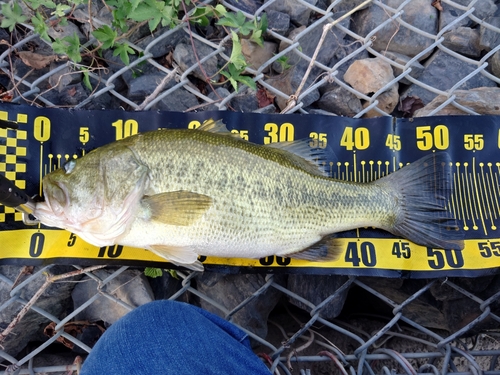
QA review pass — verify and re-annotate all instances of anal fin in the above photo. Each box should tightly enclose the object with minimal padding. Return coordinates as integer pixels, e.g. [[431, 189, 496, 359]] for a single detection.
[[286, 235, 343, 262], [149, 244, 204, 271]]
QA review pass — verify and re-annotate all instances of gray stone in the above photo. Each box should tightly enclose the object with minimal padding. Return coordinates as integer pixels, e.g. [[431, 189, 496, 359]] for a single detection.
[[438, 2, 471, 32], [265, 66, 321, 110], [265, 0, 318, 26], [57, 83, 89, 106], [454, 0, 498, 20], [72, 269, 154, 326], [351, 0, 438, 60], [254, 104, 278, 113], [307, 108, 337, 116], [48, 63, 82, 91], [127, 73, 170, 101], [206, 87, 232, 110], [136, 27, 185, 58], [490, 50, 500, 78], [241, 39, 278, 73], [404, 49, 497, 104], [19, 354, 79, 375], [147, 271, 184, 301], [267, 15, 349, 110], [414, 87, 500, 116], [318, 86, 362, 116], [197, 273, 282, 339], [327, 0, 372, 12], [152, 87, 199, 111], [266, 9, 290, 36], [173, 40, 220, 82], [287, 275, 350, 319], [48, 21, 86, 44], [225, 0, 261, 13], [383, 51, 424, 85], [443, 27, 481, 57], [231, 88, 260, 112], [0, 266, 78, 358], [480, 17, 500, 51]]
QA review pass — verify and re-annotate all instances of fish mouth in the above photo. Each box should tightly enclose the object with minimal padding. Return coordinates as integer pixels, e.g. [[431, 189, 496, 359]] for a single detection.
[[34, 180, 69, 226]]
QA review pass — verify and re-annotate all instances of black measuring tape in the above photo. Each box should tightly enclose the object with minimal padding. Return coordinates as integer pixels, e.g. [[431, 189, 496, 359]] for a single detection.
[[0, 103, 499, 277]]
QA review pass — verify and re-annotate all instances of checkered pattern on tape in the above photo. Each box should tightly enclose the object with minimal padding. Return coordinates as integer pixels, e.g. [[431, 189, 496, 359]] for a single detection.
[[0, 0, 499, 114], [2, 266, 500, 374]]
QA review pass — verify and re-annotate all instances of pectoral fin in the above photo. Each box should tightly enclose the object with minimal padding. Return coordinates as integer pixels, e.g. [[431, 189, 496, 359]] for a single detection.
[[143, 191, 212, 226], [149, 244, 204, 271], [286, 234, 343, 261]]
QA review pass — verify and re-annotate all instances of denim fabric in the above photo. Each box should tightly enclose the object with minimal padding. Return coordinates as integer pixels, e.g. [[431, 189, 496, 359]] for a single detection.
[[80, 300, 271, 374]]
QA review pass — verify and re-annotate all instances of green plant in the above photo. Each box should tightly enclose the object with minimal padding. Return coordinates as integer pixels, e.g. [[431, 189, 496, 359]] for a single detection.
[[144, 267, 178, 279], [0, 0, 267, 91], [275, 55, 291, 72]]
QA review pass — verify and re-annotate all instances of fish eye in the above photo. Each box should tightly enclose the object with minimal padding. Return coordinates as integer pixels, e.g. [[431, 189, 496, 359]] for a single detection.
[[64, 160, 76, 174]]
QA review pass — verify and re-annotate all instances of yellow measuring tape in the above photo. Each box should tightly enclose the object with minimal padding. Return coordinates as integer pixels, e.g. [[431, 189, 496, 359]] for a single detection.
[[1, 104, 499, 277]]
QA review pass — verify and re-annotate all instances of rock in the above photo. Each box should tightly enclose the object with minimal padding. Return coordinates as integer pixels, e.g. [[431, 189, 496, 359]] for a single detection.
[[72, 269, 154, 326], [173, 40, 220, 82], [363, 84, 399, 117], [265, 0, 318, 25], [57, 83, 89, 106], [254, 104, 278, 113], [480, 17, 500, 51], [241, 39, 278, 73], [307, 108, 337, 116], [206, 87, 232, 110], [403, 49, 497, 104], [344, 57, 395, 94], [152, 87, 199, 111], [196, 273, 282, 339], [48, 63, 82, 91], [356, 278, 449, 331], [225, 0, 261, 13], [266, 9, 290, 36], [442, 27, 481, 57], [328, 0, 372, 12], [351, 0, 438, 60], [287, 275, 350, 319], [265, 67, 321, 110], [267, 15, 349, 110], [136, 27, 185, 58], [127, 73, 169, 101], [414, 87, 500, 116], [344, 57, 399, 117], [18, 354, 80, 375], [490, 50, 500, 78], [0, 266, 79, 358], [383, 51, 424, 85], [231, 88, 260, 112], [48, 21, 86, 44], [438, 2, 471, 31], [317, 85, 363, 116], [457, 0, 498, 20]]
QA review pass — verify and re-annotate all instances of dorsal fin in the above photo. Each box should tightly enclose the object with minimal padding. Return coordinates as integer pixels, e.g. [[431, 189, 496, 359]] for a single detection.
[[197, 118, 229, 134], [266, 139, 332, 177]]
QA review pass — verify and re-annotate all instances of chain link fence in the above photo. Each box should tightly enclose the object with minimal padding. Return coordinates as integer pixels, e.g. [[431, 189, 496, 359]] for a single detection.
[[1, 0, 500, 373]]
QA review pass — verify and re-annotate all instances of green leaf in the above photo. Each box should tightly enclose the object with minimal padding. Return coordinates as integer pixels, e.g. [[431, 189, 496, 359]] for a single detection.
[[31, 12, 50, 41], [235, 74, 256, 90], [52, 32, 82, 62], [250, 29, 263, 47], [0, 3, 28, 31], [52, 3, 71, 17], [144, 267, 163, 278], [216, 11, 246, 28], [82, 70, 92, 90], [28, 0, 56, 9], [229, 31, 246, 70], [214, 4, 227, 17], [92, 25, 117, 49], [128, 2, 160, 22], [113, 42, 135, 65]]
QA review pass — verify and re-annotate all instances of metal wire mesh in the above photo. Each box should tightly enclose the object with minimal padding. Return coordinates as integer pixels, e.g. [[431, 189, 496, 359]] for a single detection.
[[1, 0, 500, 373]]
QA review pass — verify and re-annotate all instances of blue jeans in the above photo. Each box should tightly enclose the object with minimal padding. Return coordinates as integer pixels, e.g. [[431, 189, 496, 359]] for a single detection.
[[80, 300, 272, 374]]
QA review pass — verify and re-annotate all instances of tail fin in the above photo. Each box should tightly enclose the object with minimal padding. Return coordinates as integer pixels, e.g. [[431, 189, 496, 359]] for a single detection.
[[374, 152, 464, 250]]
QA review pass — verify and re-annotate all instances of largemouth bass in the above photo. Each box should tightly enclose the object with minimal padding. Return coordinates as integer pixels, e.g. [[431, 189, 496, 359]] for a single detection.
[[34, 120, 463, 270]]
